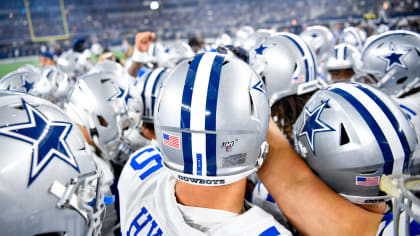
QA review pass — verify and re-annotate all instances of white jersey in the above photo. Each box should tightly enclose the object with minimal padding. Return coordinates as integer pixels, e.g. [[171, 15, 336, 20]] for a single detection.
[[118, 145, 292, 236], [250, 181, 290, 227]]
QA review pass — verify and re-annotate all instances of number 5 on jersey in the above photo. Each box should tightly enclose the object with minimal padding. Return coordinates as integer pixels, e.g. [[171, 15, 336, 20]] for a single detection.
[[130, 147, 163, 180]]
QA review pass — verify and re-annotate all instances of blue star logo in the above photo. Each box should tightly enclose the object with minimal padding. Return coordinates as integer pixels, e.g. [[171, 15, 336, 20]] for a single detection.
[[252, 80, 265, 94], [108, 86, 133, 104], [380, 42, 409, 72], [255, 44, 267, 55], [23, 80, 34, 93], [0, 98, 80, 186], [299, 100, 335, 153]]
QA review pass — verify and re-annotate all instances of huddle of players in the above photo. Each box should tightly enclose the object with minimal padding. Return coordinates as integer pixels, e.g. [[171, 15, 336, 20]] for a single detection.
[[0, 25, 419, 236]]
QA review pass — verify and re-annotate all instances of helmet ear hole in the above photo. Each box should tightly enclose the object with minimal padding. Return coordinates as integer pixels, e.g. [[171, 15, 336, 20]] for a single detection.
[[397, 76, 408, 84], [97, 115, 108, 127], [339, 123, 350, 146]]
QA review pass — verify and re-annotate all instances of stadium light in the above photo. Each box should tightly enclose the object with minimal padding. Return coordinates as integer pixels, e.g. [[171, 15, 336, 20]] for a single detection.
[[150, 1, 159, 10]]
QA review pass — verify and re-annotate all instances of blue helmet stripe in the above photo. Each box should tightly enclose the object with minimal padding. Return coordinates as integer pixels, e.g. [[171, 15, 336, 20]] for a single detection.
[[180, 54, 203, 174], [330, 88, 394, 174], [355, 84, 412, 172], [283, 34, 315, 81], [150, 69, 167, 117], [205, 55, 224, 176], [141, 70, 153, 117], [343, 46, 348, 60], [335, 47, 338, 59]]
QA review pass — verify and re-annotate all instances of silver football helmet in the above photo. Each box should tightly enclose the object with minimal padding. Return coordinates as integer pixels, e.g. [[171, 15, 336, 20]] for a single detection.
[[356, 30, 420, 98], [339, 27, 366, 50], [157, 41, 194, 68], [41, 66, 75, 107], [234, 25, 255, 48], [135, 67, 169, 123], [242, 29, 275, 51], [0, 70, 54, 101], [293, 82, 418, 204], [65, 72, 143, 164], [300, 25, 335, 63], [89, 60, 125, 77], [16, 64, 41, 74], [380, 174, 420, 235], [57, 49, 92, 79], [394, 93, 420, 175], [0, 91, 105, 236], [155, 52, 270, 186], [325, 44, 361, 83], [249, 32, 320, 106]]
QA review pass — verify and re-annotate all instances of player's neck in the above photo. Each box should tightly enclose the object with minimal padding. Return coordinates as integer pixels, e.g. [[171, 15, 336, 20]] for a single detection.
[[175, 178, 246, 214]]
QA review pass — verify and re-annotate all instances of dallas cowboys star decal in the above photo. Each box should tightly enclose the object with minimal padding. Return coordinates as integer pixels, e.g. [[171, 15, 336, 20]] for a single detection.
[[0, 98, 79, 186], [380, 42, 409, 72], [255, 44, 267, 55], [108, 86, 133, 104], [23, 80, 34, 93], [299, 100, 335, 154]]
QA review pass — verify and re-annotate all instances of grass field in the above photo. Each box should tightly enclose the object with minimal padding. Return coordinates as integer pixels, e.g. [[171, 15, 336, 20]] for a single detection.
[[0, 60, 40, 78], [0, 50, 125, 78]]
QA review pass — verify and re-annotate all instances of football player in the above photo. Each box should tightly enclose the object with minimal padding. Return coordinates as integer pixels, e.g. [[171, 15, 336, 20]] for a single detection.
[[118, 52, 292, 235]]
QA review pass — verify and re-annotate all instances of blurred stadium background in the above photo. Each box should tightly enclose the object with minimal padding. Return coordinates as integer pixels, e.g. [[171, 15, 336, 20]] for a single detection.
[[1, 0, 420, 77]]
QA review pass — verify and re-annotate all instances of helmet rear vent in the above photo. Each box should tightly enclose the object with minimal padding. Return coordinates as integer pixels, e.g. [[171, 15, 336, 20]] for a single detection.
[[293, 62, 298, 72], [320, 100, 331, 109], [222, 60, 229, 66], [249, 93, 256, 117], [339, 123, 350, 146], [100, 78, 111, 84], [359, 170, 377, 175], [397, 77, 408, 84]]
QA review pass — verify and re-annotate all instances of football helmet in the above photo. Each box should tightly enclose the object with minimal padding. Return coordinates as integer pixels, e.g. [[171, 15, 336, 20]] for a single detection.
[[300, 25, 335, 63], [293, 82, 418, 204], [41, 66, 75, 108], [242, 29, 275, 51], [57, 49, 92, 79], [89, 60, 125, 77], [65, 72, 143, 164], [324, 44, 361, 83], [394, 93, 420, 175], [157, 41, 194, 68], [234, 25, 255, 48], [380, 174, 420, 234], [339, 27, 366, 50], [213, 33, 233, 48], [0, 70, 54, 101], [16, 64, 41, 73], [154, 52, 269, 186], [356, 30, 420, 98], [135, 67, 169, 123], [249, 32, 319, 105], [0, 91, 105, 236]]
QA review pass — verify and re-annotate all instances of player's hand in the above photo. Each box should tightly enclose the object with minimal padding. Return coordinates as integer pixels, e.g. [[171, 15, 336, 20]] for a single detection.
[[135, 32, 156, 52]]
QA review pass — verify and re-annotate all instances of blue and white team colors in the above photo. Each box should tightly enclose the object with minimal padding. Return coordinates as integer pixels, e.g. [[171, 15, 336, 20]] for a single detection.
[[394, 92, 420, 174], [118, 146, 292, 236]]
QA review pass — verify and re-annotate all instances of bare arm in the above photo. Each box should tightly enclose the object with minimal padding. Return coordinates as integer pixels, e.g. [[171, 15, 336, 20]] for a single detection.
[[257, 119, 383, 236], [127, 31, 156, 77]]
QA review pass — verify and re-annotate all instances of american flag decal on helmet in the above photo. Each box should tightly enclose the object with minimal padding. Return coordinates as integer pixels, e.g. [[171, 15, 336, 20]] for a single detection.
[[163, 133, 180, 149]]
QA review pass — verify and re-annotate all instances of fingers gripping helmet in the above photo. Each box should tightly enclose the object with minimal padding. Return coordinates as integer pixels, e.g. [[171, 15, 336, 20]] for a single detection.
[[339, 27, 366, 50], [65, 72, 143, 163], [135, 67, 169, 123], [0, 91, 105, 236], [293, 82, 417, 204], [299, 25, 335, 63], [325, 44, 361, 83], [249, 33, 319, 105], [357, 30, 420, 98], [41, 66, 75, 107], [155, 52, 270, 186], [0, 70, 54, 101]]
